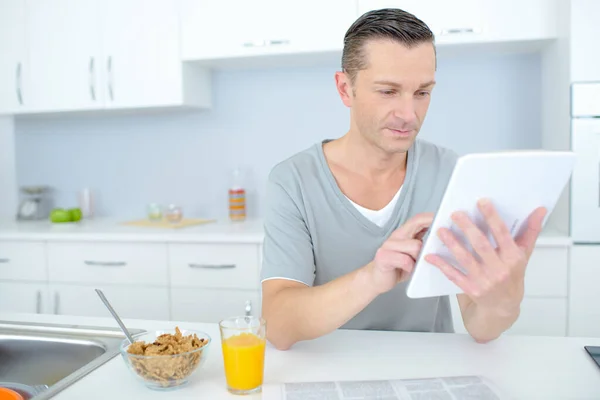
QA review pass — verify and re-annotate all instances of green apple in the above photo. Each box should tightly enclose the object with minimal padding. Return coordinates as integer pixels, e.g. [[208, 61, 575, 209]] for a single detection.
[[50, 208, 71, 223], [68, 208, 82, 222]]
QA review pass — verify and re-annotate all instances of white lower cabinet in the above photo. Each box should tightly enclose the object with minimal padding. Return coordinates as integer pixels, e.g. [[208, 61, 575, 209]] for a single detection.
[[49, 283, 170, 320], [0, 281, 49, 314], [569, 245, 600, 337], [171, 288, 261, 323], [508, 298, 567, 337]]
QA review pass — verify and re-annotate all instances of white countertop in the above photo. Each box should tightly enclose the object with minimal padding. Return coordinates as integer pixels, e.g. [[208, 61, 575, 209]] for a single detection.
[[1, 313, 599, 400], [0, 218, 265, 243], [0, 218, 572, 246]]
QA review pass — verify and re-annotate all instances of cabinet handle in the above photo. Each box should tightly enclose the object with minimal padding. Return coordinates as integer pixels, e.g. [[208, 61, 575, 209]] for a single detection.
[[36, 290, 42, 314], [15, 63, 23, 105], [188, 263, 236, 269], [89, 57, 96, 101], [107, 56, 114, 101], [0, 258, 9, 264], [245, 300, 252, 317], [54, 292, 60, 314], [440, 27, 479, 35], [268, 39, 290, 46], [84, 260, 127, 267], [243, 39, 290, 47]]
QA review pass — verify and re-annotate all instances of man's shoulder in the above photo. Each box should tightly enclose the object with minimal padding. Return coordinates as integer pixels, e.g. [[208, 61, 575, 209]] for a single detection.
[[268, 141, 323, 186], [414, 138, 460, 169]]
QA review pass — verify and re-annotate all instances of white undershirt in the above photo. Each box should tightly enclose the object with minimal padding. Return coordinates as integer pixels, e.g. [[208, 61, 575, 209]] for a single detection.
[[345, 186, 402, 227]]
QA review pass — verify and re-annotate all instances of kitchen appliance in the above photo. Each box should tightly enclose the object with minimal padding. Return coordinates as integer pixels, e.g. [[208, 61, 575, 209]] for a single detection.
[[570, 82, 600, 243], [16, 186, 53, 221]]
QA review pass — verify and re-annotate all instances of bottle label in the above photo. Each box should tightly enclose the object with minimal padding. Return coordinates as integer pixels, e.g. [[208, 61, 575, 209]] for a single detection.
[[229, 189, 246, 220]]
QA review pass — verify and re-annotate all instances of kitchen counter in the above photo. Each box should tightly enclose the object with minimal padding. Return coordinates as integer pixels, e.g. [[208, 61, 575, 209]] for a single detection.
[[0, 218, 265, 243], [1, 312, 599, 400], [0, 218, 572, 246]]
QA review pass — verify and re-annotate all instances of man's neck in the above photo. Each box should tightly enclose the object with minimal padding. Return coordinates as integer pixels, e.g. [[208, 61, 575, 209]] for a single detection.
[[328, 130, 407, 183]]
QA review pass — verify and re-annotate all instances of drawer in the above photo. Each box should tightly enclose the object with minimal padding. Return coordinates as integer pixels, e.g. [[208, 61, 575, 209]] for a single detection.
[[171, 287, 261, 323], [0, 240, 47, 281], [50, 283, 170, 320], [507, 298, 567, 337], [47, 242, 168, 285], [169, 243, 260, 289], [524, 247, 568, 297]]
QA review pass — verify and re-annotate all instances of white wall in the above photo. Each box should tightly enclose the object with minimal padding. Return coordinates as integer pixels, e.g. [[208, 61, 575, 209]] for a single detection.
[[15, 52, 543, 219], [0, 117, 17, 220]]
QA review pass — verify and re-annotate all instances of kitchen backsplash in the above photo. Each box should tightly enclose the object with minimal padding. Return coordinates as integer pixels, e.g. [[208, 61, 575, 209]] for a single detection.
[[15, 52, 541, 219]]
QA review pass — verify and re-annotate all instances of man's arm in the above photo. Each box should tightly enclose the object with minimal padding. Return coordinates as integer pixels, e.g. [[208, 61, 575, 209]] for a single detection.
[[261, 213, 432, 350], [262, 266, 379, 350], [456, 294, 520, 343]]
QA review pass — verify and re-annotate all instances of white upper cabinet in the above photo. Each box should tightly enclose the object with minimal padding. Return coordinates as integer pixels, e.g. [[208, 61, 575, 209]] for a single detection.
[[0, 0, 28, 115], [101, 0, 210, 109], [570, 0, 600, 82], [0, 0, 211, 116], [26, 0, 103, 113], [358, 0, 557, 45], [182, 0, 358, 61]]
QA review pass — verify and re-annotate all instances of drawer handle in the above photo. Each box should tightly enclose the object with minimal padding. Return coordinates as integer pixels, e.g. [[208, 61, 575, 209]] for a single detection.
[[440, 27, 480, 35], [0, 258, 9, 263], [84, 260, 127, 267], [188, 263, 236, 269]]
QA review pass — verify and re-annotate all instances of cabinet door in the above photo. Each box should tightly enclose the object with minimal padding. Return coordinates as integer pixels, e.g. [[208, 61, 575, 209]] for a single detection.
[[569, 246, 600, 337], [182, 0, 270, 60], [482, 0, 558, 42], [50, 284, 170, 320], [570, 0, 600, 82], [102, 0, 182, 108], [171, 288, 261, 323], [358, 0, 484, 43], [268, 0, 358, 53], [0, 282, 48, 314], [26, 0, 103, 113], [507, 298, 567, 337], [0, 0, 28, 114]]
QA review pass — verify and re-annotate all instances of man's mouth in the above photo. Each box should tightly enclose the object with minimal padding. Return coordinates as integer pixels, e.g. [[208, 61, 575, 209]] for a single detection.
[[386, 128, 413, 137]]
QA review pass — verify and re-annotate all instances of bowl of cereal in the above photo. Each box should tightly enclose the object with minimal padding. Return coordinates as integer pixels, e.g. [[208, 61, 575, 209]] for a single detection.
[[120, 326, 211, 390]]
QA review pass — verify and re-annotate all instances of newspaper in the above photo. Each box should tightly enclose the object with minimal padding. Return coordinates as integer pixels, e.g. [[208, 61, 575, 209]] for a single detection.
[[262, 375, 511, 400]]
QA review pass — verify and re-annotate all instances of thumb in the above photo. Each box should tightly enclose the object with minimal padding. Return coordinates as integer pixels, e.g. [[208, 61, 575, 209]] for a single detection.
[[515, 206, 547, 256], [393, 212, 435, 240]]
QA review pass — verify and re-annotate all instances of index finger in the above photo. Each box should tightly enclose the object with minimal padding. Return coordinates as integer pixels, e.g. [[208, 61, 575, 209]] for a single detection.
[[393, 212, 435, 240]]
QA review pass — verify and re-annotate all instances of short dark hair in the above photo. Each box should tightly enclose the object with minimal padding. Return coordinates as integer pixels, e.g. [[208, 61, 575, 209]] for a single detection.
[[342, 8, 435, 84]]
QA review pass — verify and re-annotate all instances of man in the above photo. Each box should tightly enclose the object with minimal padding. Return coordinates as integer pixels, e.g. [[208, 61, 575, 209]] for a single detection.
[[260, 8, 546, 350]]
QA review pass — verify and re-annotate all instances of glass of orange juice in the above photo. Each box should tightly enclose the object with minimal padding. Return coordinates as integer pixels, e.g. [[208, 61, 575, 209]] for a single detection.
[[219, 316, 266, 395]]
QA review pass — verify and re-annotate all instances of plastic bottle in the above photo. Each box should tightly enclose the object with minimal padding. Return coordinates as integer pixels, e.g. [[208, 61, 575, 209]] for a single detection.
[[229, 168, 246, 222]]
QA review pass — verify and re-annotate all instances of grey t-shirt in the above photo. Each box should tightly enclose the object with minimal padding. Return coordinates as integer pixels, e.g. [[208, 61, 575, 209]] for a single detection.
[[260, 138, 459, 333]]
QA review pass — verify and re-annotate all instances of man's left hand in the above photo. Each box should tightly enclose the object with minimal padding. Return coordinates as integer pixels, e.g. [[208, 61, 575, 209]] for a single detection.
[[424, 198, 547, 316]]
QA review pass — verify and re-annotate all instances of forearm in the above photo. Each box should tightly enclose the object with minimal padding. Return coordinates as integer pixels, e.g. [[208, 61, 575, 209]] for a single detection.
[[263, 263, 379, 350], [459, 294, 520, 343]]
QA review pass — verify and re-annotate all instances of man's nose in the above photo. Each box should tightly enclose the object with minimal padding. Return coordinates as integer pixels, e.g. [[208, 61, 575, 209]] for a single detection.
[[392, 96, 417, 125]]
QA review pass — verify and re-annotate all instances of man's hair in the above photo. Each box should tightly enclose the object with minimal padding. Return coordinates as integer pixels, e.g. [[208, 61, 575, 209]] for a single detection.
[[341, 8, 435, 84]]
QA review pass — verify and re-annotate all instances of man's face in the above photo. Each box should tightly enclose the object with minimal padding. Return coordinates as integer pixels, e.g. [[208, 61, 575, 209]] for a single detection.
[[339, 39, 436, 154]]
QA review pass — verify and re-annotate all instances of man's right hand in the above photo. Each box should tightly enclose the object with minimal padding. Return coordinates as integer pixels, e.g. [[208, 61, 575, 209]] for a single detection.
[[366, 212, 435, 294]]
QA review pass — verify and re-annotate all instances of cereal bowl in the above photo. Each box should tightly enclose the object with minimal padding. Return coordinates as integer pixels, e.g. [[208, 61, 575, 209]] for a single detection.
[[120, 327, 211, 390]]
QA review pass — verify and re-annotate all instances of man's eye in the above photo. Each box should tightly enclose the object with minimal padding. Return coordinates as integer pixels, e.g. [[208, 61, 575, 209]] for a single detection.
[[380, 90, 395, 96], [417, 91, 430, 97]]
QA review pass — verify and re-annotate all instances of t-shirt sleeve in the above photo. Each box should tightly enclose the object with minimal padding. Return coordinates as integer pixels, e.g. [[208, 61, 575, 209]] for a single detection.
[[260, 172, 315, 286]]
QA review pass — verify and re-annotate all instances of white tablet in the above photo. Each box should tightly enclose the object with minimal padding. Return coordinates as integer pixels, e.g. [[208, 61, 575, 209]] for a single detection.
[[406, 150, 576, 299]]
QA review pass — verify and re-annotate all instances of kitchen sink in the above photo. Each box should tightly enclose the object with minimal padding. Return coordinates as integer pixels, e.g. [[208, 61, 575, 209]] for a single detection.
[[0, 320, 145, 399]]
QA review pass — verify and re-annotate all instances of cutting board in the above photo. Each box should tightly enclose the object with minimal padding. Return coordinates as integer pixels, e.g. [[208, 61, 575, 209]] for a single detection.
[[120, 218, 216, 229]]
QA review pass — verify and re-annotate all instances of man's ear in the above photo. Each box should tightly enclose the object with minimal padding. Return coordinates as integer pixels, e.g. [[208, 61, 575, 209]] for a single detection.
[[334, 71, 354, 108]]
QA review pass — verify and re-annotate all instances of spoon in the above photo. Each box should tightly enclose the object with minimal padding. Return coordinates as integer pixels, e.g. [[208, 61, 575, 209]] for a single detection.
[[95, 289, 136, 344]]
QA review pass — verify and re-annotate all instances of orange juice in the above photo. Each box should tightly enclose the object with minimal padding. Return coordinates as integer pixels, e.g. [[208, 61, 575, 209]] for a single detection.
[[221, 332, 266, 391]]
